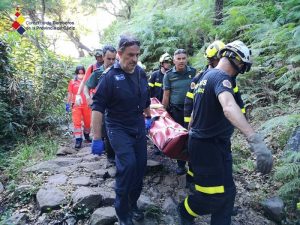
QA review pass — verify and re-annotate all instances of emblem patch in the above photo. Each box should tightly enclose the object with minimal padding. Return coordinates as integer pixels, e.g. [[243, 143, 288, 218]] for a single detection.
[[114, 74, 125, 81], [190, 82, 196, 89], [222, 80, 232, 89]]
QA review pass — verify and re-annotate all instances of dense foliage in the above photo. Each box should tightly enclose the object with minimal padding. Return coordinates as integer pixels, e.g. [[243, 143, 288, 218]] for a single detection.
[[0, 16, 74, 148]]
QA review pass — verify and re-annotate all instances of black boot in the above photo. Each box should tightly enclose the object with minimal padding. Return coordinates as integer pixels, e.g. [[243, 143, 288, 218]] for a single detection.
[[75, 138, 82, 149], [130, 206, 144, 221], [177, 204, 195, 225], [84, 133, 92, 143]]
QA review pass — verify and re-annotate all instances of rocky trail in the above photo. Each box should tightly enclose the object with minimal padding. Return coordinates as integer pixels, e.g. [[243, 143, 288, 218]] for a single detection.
[[0, 137, 278, 225]]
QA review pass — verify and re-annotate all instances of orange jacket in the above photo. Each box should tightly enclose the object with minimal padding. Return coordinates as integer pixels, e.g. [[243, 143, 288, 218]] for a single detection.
[[68, 79, 88, 106]]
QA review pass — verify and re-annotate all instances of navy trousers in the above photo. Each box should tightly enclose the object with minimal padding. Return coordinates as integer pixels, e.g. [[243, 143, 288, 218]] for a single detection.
[[107, 128, 147, 220], [179, 136, 236, 225]]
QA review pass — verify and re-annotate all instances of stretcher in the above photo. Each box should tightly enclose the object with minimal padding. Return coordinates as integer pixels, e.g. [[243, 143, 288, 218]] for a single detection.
[[148, 98, 189, 161]]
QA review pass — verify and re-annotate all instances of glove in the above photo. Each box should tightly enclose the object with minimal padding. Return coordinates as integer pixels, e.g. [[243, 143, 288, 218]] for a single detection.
[[145, 117, 153, 132], [65, 103, 71, 113], [247, 133, 273, 174], [75, 94, 82, 106], [91, 139, 105, 155]]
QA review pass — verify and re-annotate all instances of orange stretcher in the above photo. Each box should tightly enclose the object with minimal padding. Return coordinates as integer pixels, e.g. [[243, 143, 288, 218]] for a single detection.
[[148, 98, 189, 161]]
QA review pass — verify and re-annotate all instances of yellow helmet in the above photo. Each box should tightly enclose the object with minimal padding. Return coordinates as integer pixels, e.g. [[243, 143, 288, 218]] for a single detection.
[[159, 53, 172, 63], [204, 40, 225, 59]]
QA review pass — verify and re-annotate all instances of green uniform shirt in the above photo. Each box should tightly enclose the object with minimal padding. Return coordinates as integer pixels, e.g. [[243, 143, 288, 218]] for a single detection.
[[86, 65, 105, 89], [163, 65, 196, 105]]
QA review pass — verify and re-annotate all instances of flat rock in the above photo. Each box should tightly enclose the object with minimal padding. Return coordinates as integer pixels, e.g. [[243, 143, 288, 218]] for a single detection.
[[137, 195, 155, 210], [72, 187, 102, 211], [93, 188, 115, 206], [162, 196, 177, 214], [82, 154, 101, 162], [261, 196, 284, 223], [47, 174, 68, 185], [163, 175, 177, 186], [78, 162, 102, 172], [56, 146, 77, 156], [71, 176, 91, 186], [24, 158, 81, 173], [36, 187, 67, 212], [89, 207, 117, 225], [3, 212, 28, 225]]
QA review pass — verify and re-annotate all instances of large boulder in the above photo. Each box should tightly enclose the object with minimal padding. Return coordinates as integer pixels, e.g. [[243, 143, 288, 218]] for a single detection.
[[72, 187, 102, 211], [284, 126, 300, 152], [36, 187, 67, 212], [89, 207, 117, 225], [71, 176, 91, 186], [47, 174, 68, 185], [261, 196, 284, 223]]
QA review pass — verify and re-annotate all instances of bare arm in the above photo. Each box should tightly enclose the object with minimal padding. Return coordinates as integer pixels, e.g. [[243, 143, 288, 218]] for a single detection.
[[162, 90, 170, 108], [77, 80, 86, 95], [84, 85, 93, 105], [218, 91, 255, 138], [92, 111, 103, 140]]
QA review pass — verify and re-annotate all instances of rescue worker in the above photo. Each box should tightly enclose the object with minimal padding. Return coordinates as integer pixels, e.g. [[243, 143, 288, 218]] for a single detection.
[[67, 65, 92, 148], [84, 45, 117, 164], [162, 49, 196, 175], [148, 53, 172, 102], [178, 40, 273, 225], [184, 40, 246, 188], [91, 35, 152, 225], [75, 49, 104, 106]]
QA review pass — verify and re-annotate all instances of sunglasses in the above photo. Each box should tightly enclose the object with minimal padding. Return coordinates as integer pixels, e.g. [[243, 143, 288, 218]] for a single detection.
[[174, 49, 187, 55], [119, 40, 141, 49]]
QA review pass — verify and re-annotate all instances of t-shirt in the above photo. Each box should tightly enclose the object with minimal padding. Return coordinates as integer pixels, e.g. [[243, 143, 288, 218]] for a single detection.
[[86, 65, 105, 89], [163, 66, 196, 105], [190, 68, 235, 139]]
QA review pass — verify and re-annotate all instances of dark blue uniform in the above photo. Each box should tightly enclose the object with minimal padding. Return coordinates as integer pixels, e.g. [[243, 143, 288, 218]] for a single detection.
[[92, 62, 150, 221], [148, 69, 164, 102], [179, 68, 237, 225]]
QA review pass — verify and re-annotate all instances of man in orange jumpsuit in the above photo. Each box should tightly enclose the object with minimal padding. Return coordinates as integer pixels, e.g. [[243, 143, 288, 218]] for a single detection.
[[67, 65, 92, 148]]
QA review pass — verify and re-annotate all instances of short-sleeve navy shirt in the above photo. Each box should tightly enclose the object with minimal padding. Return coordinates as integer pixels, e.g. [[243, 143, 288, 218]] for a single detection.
[[92, 61, 150, 134], [190, 68, 234, 139]]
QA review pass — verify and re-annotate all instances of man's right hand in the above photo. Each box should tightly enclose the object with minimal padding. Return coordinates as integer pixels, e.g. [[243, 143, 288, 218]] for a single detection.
[[247, 133, 273, 174], [75, 94, 82, 106], [91, 139, 104, 155]]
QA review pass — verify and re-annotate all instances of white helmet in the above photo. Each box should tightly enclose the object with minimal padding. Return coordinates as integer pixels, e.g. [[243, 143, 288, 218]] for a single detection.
[[159, 53, 172, 63], [218, 40, 252, 73]]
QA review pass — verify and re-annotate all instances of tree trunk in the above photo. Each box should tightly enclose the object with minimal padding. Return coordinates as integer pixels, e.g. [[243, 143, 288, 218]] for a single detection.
[[214, 0, 223, 25]]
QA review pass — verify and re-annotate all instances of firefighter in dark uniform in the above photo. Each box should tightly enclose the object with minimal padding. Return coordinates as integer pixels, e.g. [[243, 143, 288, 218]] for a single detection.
[[148, 53, 172, 102], [184, 41, 247, 188], [84, 45, 117, 164], [91, 36, 152, 225], [178, 40, 273, 225], [162, 49, 196, 175]]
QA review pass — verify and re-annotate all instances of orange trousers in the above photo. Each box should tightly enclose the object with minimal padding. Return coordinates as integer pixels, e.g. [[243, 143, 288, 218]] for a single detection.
[[72, 105, 91, 138]]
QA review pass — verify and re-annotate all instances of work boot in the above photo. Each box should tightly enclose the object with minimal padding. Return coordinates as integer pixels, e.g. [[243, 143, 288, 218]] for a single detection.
[[177, 205, 195, 225], [118, 216, 134, 225], [130, 206, 144, 221], [75, 138, 82, 149], [176, 166, 187, 175], [84, 133, 92, 143]]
